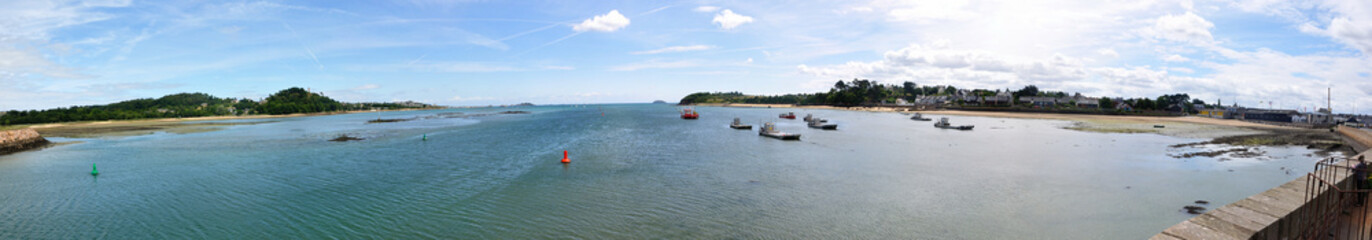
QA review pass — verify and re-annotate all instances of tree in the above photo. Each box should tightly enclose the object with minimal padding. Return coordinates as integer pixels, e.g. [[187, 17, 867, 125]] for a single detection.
[[1098, 98, 1116, 110], [902, 81, 917, 96], [1013, 85, 1039, 98], [834, 80, 848, 90]]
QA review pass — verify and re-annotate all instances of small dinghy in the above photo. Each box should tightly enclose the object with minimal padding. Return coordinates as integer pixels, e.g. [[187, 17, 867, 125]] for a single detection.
[[933, 117, 973, 130], [730, 118, 752, 130], [759, 122, 800, 140]]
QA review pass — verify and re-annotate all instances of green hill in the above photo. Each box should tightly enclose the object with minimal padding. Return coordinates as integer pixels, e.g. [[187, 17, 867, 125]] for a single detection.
[[1, 87, 435, 125]]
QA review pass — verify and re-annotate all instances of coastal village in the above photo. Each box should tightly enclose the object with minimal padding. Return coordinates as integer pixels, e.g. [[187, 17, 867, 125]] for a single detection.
[[895, 88, 1368, 129]]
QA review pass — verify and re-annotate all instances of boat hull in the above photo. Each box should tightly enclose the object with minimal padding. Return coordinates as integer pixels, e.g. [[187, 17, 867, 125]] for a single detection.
[[730, 124, 752, 129], [808, 124, 837, 130], [760, 132, 800, 140]]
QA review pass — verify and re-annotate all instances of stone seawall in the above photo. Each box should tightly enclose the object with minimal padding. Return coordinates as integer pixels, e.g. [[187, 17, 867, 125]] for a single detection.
[[0, 129, 50, 155]]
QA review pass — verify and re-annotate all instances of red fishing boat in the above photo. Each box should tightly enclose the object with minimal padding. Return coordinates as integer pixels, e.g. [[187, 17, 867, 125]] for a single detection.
[[681, 108, 699, 119], [778, 112, 796, 119]]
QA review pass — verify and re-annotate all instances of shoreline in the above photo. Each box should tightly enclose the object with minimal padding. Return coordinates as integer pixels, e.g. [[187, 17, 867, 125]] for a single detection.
[[689, 103, 1310, 139], [13, 107, 443, 138]]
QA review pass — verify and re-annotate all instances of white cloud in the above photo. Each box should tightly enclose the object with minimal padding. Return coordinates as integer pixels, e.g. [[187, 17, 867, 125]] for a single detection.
[[712, 9, 754, 30], [573, 10, 630, 32], [631, 45, 714, 54], [868, 0, 978, 23], [352, 84, 380, 90], [1097, 48, 1120, 58], [1145, 12, 1215, 45], [450, 95, 494, 101], [610, 59, 700, 71], [1164, 54, 1190, 62], [694, 6, 720, 12]]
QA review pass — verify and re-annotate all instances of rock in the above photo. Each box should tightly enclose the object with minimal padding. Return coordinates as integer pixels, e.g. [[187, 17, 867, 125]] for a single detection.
[[1195, 200, 1209, 204], [329, 134, 364, 142], [0, 129, 51, 156], [1183, 205, 1207, 214]]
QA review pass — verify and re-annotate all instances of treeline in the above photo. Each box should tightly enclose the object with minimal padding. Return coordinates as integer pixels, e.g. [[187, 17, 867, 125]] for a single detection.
[[681, 78, 1208, 113], [1, 87, 434, 125], [680, 79, 1068, 106]]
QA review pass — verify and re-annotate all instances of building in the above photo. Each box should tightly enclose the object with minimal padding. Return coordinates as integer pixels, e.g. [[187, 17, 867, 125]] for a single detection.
[[1198, 108, 1234, 119], [1240, 109, 1298, 122]]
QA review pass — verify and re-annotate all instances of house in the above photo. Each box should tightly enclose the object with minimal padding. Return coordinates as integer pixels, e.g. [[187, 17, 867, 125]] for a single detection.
[[982, 95, 1012, 106], [1020, 96, 1064, 107], [1115, 102, 1133, 111], [1074, 97, 1100, 109]]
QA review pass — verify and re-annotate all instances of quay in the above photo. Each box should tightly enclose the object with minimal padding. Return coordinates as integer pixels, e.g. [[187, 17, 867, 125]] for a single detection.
[[1154, 126, 1372, 239]]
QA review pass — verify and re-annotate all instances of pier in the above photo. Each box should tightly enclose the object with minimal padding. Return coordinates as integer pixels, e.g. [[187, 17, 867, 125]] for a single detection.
[[1154, 126, 1372, 239]]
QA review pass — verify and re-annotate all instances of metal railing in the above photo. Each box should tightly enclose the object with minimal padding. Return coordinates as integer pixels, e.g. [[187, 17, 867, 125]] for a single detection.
[[1300, 157, 1370, 239]]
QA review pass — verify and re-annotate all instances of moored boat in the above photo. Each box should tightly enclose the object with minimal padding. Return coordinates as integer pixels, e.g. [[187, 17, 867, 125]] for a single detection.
[[933, 117, 973, 130], [802, 114, 827, 123], [759, 122, 801, 140], [807, 120, 837, 130], [779, 112, 796, 119], [730, 118, 752, 129], [909, 113, 931, 121], [681, 108, 699, 119]]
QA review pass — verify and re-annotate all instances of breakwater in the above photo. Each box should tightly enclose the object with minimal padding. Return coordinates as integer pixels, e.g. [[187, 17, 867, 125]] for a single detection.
[[0, 129, 50, 155]]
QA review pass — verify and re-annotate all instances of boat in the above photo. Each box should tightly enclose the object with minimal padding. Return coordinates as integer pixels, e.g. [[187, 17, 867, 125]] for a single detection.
[[802, 114, 827, 123], [779, 112, 796, 119], [681, 108, 699, 119], [730, 118, 752, 129], [933, 117, 974, 130], [807, 119, 838, 130], [759, 122, 801, 140], [909, 113, 931, 121]]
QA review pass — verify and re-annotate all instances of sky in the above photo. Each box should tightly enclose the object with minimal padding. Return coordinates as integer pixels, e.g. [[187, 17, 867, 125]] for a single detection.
[[1, 0, 1370, 114]]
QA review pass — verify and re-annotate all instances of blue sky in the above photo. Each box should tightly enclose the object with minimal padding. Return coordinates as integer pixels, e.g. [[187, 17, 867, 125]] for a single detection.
[[2, 0, 1371, 114]]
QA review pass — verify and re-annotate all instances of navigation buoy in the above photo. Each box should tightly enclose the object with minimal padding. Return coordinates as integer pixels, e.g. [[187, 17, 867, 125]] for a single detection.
[[422, 134, 427, 141], [91, 163, 99, 176], [561, 150, 570, 164]]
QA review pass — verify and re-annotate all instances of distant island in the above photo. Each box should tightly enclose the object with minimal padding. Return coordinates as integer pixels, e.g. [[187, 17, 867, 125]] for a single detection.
[[652, 100, 667, 104], [1, 87, 437, 126]]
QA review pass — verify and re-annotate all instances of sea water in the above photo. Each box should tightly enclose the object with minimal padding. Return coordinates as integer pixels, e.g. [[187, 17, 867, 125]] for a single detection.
[[0, 104, 1330, 239]]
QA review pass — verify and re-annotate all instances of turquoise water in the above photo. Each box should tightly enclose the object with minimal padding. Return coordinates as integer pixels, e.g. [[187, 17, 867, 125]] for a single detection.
[[0, 104, 1328, 239]]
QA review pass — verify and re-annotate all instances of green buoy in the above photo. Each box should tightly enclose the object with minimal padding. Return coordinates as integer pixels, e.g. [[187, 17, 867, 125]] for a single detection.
[[91, 163, 99, 176], [422, 134, 427, 141]]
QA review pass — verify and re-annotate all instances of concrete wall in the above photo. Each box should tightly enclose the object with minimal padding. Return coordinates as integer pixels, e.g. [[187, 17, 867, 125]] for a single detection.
[[0, 129, 49, 155]]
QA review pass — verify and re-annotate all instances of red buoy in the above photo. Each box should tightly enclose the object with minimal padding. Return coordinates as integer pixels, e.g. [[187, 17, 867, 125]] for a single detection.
[[561, 150, 570, 164]]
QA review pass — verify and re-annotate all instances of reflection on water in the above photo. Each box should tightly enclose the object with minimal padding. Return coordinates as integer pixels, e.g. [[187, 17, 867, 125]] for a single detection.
[[0, 104, 1331, 239]]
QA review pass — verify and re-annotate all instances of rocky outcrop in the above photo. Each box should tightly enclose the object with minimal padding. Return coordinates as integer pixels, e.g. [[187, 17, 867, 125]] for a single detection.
[[0, 129, 50, 155]]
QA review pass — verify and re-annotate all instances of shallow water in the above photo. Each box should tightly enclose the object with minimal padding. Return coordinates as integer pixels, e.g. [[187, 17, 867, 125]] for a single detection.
[[0, 104, 1332, 239]]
